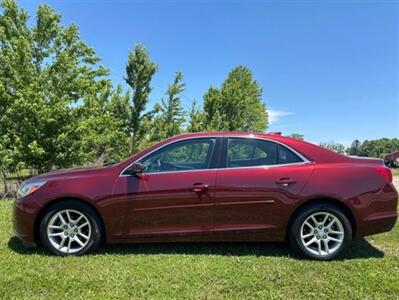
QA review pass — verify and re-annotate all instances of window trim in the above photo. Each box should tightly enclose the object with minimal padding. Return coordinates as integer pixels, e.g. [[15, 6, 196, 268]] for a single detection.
[[120, 136, 312, 176]]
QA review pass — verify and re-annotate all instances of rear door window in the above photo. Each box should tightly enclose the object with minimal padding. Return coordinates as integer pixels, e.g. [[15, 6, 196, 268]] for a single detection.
[[225, 138, 304, 168], [227, 139, 278, 167]]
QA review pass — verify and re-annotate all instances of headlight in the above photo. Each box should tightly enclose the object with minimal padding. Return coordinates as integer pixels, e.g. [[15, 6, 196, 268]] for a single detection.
[[17, 181, 47, 198]]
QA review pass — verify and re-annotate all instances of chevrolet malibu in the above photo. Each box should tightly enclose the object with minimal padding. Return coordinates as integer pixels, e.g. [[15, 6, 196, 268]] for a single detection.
[[13, 132, 397, 260]]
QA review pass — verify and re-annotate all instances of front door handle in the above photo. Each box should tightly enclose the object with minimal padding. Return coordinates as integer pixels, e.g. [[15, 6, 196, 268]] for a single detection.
[[192, 183, 208, 193], [276, 178, 296, 187]]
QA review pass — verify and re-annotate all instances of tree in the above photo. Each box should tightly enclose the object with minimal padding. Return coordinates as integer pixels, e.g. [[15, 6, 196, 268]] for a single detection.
[[77, 84, 130, 164], [149, 72, 186, 142], [187, 100, 206, 132], [290, 133, 304, 141], [0, 0, 110, 173], [203, 66, 268, 132], [125, 44, 158, 153], [358, 138, 399, 158], [347, 139, 362, 156], [0, 0, 32, 180], [203, 87, 226, 131], [0, 0, 133, 183], [320, 141, 346, 154]]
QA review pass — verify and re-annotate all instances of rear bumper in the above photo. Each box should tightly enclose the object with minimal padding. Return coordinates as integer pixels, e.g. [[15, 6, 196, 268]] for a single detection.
[[12, 196, 41, 247], [357, 211, 397, 237], [356, 182, 398, 237]]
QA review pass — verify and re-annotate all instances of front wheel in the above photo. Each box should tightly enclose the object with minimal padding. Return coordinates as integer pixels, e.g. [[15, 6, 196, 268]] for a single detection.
[[288, 203, 352, 260], [39, 200, 102, 256]]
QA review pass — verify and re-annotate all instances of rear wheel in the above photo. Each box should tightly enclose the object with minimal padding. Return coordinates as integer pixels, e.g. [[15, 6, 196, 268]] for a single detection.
[[39, 200, 102, 256], [288, 203, 352, 260]]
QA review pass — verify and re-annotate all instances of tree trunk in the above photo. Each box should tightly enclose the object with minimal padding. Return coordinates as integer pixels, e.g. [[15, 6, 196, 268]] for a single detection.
[[1, 170, 9, 198], [131, 133, 136, 155]]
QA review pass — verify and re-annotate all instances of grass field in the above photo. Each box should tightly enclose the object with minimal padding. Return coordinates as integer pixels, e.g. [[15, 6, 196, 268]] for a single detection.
[[393, 168, 399, 177], [0, 200, 398, 299]]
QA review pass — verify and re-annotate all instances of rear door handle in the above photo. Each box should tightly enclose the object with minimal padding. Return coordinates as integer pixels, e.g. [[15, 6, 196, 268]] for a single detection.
[[276, 178, 296, 187], [192, 183, 208, 193]]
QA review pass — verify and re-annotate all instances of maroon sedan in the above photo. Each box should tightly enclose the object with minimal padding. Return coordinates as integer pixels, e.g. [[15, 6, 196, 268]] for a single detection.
[[13, 132, 397, 260]]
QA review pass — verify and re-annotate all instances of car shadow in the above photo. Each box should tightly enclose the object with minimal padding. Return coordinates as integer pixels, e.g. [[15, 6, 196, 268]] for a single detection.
[[8, 236, 384, 260]]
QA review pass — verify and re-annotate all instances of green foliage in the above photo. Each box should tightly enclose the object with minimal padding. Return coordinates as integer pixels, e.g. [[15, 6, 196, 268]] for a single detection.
[[125, 44, 158, 153], [77, 84, 130, 164], [186, 100, 206, 132], [0, 2, 271, 177], [149, 72, 186, 143], [347, 139, 362, 156], [0, 0, 129, 174], [203, 66, 268, 132], [321, 138, 398, 158], [357, 138, 399, 158], [203, 87, 226, 131]]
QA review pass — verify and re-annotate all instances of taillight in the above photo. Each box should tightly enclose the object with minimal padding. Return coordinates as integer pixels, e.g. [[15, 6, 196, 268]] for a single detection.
[[374, 166, 393, 183]]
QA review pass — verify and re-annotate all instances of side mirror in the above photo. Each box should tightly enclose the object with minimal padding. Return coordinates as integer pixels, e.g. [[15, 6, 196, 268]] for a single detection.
[[125, 162, 144, 176]]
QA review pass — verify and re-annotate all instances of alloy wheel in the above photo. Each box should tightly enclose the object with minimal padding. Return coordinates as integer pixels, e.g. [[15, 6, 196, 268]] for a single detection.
[[300, 211, 344, 257], [46, 209, 92, 254]]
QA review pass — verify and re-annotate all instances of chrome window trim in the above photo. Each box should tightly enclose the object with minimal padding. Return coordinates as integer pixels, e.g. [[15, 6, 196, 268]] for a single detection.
[[119, 135, 312, 177], [217, 161, 313, 172]]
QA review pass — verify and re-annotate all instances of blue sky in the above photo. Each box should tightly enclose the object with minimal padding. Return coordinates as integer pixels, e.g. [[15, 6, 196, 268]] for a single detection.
[[18, 0, 398, 145]]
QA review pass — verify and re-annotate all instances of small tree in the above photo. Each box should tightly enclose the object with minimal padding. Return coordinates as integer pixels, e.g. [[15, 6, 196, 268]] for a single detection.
[[150, 72, 185, 142], [125, 44, 158, 153], [320, 141, 346, 154], [347, 139, 362, 156], [187, 100, 206, 132], [203, 66, 268, 132]]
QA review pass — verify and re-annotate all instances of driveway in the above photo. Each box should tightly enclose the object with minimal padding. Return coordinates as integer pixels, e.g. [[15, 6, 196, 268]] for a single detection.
[[394, 176, 399, 190]]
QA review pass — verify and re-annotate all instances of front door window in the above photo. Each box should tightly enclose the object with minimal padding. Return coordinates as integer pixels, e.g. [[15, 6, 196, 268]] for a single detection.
[[141, 138, 216, 173]]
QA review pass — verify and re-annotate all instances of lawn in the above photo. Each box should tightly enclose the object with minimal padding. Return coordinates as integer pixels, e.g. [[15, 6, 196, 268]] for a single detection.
[[393, 168, 399, 177], [0, 200, 398, 299]]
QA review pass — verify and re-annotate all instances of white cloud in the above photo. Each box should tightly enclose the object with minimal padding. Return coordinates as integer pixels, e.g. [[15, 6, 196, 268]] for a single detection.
[[268, 110, 294, 125]]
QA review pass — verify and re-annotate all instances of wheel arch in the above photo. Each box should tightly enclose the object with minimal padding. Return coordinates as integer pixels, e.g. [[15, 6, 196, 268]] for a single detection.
[[34, 197, 106, 245], [286, 197, 357, 239]]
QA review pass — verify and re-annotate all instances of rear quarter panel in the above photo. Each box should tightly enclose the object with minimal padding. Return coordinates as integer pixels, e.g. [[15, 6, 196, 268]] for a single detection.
[[299, 163, 398, 236]]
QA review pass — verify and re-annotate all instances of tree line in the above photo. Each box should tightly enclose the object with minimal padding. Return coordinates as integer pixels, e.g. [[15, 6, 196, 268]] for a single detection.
[[0, 0, 268, 189], [307, 138, 398, 158]]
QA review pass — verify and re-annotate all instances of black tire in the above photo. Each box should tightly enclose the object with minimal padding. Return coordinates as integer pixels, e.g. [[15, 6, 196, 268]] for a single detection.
[[39, 200, 102, 256], [288, 203, 352, 261]]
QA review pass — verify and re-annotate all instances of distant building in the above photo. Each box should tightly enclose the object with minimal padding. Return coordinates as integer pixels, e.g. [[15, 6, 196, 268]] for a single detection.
[[384, 151, 399, 168]]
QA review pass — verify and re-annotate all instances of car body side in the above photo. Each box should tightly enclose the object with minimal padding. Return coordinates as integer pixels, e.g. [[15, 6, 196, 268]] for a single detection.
[[13, 132, 398, 247]]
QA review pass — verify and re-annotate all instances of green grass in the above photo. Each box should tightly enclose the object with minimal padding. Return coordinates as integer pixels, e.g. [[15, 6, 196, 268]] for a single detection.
[[393, 168, 399, 177], [0, 200, 398, 299]]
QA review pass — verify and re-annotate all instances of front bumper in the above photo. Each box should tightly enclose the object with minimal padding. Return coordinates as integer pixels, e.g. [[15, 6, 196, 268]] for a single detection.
[[12, 195, 42, 247]]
